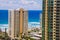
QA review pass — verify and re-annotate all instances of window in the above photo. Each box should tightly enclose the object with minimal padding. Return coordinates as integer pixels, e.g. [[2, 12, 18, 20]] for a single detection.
[[56, 21, 59, 23], [56, 24, 59, 26], [54, 18, 56, 19], [56, 19, 59, 20], [54, 15, 56, 17], [56, 16, 60, 17], [56, 27, 59, 29]]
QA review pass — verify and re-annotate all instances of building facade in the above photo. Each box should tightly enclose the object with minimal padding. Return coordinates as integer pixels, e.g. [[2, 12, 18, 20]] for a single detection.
[[8, 9, 28, 40], [42, 0, 60, 40]]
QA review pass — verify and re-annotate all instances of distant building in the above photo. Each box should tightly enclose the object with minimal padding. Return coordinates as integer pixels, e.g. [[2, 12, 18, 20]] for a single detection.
[[8, 8, 28, 40], [40, 13, 42, 33], [0, 28, 2, 32], [30, 32, 42, 40], [40, 13, 42, 27]]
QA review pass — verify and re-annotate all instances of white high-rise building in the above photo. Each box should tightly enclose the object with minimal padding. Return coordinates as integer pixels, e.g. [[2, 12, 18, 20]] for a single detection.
[[8, 8, 28, 40]]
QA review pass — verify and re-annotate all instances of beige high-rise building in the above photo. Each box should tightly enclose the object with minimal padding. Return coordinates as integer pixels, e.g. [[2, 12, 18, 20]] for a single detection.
[[8, 8, 28, 40], [42, 0, 60, 40]]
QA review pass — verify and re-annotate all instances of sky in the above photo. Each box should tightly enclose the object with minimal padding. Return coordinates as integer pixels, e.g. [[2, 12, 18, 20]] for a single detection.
[[0, 0, 42, 10], [0, 0, 42, 31]]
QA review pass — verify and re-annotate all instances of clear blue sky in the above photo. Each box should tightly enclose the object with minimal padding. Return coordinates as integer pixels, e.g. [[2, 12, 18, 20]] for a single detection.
[[0, 10, 42, 24]]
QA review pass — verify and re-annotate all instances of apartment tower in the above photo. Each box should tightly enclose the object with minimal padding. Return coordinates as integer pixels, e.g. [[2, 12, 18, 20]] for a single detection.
[[42, 0, 60, 40], [8, 8, 28, 40]]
